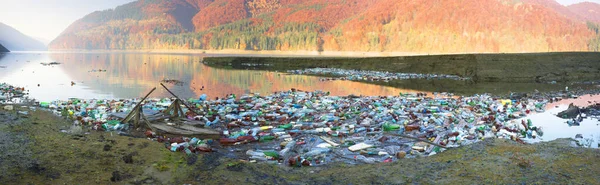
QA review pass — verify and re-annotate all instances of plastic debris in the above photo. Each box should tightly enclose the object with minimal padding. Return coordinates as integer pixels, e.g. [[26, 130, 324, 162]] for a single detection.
[[40, 62, 61, 66], [161, 79, 184, 86], [288, 68, 470, 82], [1, 83, 28, 104], [32, 87, 554, 166], [349, 143, 373, 152]]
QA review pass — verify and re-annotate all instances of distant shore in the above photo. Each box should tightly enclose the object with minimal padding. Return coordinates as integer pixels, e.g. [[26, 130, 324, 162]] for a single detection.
[[37, 49, 595, 57], [38, 49, 424, 57]]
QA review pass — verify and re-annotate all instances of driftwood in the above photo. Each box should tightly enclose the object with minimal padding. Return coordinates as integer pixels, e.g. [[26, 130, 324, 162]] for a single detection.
[[111, 109, 167, 121], [121, 87, 156, 130], [160, 83, 200, 116], [149, 123, 220, 139], [385, 133, 447, 149], [119, 85, 220, 138], [164, 98, 185, 118], [426, 134, 444, 153]]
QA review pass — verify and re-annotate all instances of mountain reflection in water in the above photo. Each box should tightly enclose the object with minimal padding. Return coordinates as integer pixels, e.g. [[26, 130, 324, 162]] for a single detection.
[[0, 52, 425, 101]]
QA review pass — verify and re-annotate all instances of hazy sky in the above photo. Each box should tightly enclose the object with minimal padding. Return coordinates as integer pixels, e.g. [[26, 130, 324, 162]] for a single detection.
[[0, 0, 599, 44], [556, 0, 600, 6], [0, 0, 136, 44]]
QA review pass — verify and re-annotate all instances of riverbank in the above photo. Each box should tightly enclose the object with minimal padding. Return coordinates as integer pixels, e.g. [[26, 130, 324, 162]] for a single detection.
[[1, 106, 599, 184], [203, 52, 600, 83], [45, 49, 597, 58], [1, 51, 600, 184], [1, 83, 599, 184], [47, 49, 425, 57]]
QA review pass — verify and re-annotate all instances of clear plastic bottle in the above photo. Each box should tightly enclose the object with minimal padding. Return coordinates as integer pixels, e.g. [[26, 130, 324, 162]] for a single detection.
[[354, 155, 375, 164], [303, 148, 330, 158], [279, 140, 297, 157]]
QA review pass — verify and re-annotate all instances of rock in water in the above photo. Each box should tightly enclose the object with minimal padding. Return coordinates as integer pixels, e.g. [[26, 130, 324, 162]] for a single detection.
[[557, 103, 580, 119]]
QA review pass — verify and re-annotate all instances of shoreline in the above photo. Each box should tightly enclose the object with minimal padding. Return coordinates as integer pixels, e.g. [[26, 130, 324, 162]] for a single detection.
[[2, 81, 600, 184], [2, 106, 599, 184], [11, 49, 598, 57]]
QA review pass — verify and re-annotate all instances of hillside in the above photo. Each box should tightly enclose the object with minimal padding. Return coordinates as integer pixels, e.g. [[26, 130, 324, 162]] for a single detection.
[[568, 2, 600, 23], [49, 0, 600, 53], [0, 23, 47, 51], [521, 0, 584, 21], [0, 43, 9, 52]]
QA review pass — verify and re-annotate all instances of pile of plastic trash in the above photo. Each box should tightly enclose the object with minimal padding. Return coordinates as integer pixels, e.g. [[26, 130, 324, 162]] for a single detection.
[[192, 90, 545, 166], [38, 89, 548, 166], [287, 68, 470, 82], [38, 97, 176, 131], [0, 83, 28, 104]]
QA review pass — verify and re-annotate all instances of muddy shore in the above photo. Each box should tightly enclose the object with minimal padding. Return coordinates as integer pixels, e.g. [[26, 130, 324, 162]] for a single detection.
[[204, 52, 600, 85], [1, 105, 599, 184]]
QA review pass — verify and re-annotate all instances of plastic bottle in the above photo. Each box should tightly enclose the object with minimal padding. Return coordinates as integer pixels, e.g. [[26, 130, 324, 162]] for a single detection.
[[263, 151, 279, 159], [246, 150, 265, 156], [303, 148, 330, 158], [354, 155, 375, 164], [382, 123, 400, 131], [271, 128, 285, 133], [246, 150, 268, 161], [354, 127, 366, 133], [278, 123, 293, 130], [279, 140, 296, 157], [189, 138, 199, 146], [259, 135, 275, 142]]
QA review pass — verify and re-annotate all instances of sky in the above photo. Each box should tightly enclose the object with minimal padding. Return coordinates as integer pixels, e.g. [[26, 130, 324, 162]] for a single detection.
[[0, 0, 136, 45], [0, 0, 599, 45], [556, 0, 600, 6]]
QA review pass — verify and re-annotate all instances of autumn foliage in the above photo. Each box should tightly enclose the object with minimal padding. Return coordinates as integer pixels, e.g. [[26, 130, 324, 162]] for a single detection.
[[49, 0, 600, 52]]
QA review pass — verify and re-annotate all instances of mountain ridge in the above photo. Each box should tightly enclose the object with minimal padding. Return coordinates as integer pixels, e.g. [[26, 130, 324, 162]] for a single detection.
[[49, 0, 600, 53], [0, 22, 47, 51], [568, 2, 600, 23], [0, 43, 9, 52]]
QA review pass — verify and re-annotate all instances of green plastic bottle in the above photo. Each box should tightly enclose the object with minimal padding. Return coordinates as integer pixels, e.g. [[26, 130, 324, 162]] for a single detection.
[[535, 103, 543, 109], [477, 125, 486, 132], [263, 151, 279, 158], [433, 146, 441, 153], [383, 123, 400, 131], [278, 123, 292, 130], [259, 135, 275, 142]]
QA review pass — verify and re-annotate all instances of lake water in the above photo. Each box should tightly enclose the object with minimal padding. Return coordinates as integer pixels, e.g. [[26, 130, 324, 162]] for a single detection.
[[0, 52, 427, 102], [523, 95, 600, 148]]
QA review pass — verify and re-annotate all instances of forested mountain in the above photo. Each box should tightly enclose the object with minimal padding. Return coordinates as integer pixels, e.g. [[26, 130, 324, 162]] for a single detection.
[[49, 0, 600, 53], [568, 2, 600, 23], [0, 22, 47, 51], [0, 43, 9, 52]]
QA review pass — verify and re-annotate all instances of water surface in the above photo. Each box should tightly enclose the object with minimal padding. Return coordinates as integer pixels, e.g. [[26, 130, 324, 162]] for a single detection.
[[524, 95, 600, 148], [3, 52, 600, 147], [0, 52, 425, 102]]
